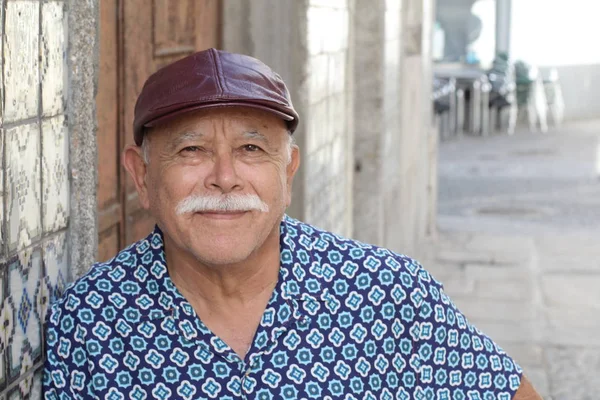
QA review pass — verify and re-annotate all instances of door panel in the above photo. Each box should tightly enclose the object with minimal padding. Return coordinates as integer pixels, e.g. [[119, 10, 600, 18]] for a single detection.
[[97, 0, 121, 262], [153, 0, 196, 55], [97, 0, 220, 261]]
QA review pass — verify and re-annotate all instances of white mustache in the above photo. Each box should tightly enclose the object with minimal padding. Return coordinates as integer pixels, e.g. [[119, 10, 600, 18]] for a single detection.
[[175, 194, 269, 215]]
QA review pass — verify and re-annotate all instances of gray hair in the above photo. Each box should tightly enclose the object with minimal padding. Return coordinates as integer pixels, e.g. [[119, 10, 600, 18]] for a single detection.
[[285, 132, 296, 164], [141, 132, 151, 164], [140, 131, 296, 165]]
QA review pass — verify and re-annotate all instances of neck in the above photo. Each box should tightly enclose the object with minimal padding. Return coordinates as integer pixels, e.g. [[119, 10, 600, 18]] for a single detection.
[[163, 227, 281, 308]]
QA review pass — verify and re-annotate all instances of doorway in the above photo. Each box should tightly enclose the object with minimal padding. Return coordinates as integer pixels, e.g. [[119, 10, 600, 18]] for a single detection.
[[96, 0, 220, 261]]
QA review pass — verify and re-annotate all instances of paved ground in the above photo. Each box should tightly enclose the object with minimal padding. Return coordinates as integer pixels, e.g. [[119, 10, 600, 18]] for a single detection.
[[420, 120, 600, 399]]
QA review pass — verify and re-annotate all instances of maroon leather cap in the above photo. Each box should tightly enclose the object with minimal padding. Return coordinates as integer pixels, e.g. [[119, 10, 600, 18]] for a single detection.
[[133, 48, 299, 145]]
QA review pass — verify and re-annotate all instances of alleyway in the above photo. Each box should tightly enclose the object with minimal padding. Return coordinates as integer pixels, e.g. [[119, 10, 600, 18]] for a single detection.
[[422, 120, 600, 400]]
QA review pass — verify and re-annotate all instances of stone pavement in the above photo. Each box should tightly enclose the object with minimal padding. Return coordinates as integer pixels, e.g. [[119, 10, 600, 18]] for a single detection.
[[418, 120, 600, 400]]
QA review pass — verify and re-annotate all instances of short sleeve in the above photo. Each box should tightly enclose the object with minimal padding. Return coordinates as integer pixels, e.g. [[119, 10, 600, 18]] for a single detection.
[[43, 298, 93, 399], [411, 267, 523, 400]]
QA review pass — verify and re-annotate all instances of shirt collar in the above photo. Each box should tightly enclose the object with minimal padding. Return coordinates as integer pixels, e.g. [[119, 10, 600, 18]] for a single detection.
[[133, 215, 332, 363]]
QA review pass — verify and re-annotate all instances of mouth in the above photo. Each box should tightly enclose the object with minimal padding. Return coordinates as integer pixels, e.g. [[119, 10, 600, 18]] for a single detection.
[[195, 210, 249, 220]]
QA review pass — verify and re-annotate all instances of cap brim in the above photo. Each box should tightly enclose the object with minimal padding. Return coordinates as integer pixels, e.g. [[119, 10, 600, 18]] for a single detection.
[[144, 102, 295, 131]]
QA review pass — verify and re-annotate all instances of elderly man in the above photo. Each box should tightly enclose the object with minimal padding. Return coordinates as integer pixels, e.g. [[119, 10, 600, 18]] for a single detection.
[[43, 49, 540, 399]]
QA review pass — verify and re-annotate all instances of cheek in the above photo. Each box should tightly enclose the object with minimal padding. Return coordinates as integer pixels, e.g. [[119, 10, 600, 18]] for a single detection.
[[243, 163, 288, 200], [153, 166, 204, 206]]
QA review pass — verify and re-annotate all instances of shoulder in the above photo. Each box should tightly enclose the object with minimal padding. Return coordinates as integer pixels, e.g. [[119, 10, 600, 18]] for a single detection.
[[47, 230, 166, 330], [285, 216, 442, 296]]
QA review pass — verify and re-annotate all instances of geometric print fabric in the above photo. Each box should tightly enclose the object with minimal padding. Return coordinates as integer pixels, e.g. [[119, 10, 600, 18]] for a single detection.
[[43, 216, 522, 399]]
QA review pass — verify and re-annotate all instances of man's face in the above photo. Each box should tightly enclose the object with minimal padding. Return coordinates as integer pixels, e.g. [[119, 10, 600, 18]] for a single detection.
[[124, 107, 300, 266]]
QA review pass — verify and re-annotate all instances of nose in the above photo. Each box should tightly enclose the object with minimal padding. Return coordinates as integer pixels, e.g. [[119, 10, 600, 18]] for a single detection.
[[204, 150, 243, 193]]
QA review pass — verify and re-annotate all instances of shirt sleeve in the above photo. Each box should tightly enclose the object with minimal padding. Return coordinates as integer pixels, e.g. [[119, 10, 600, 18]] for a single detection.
[[43, 298, 93, 400], [411, 266, 523, 400]]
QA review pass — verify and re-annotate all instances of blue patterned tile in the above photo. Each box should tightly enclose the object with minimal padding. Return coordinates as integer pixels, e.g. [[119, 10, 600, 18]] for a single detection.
[[41, 116, 68, 233], [41, 232, 68, 328], [6, 124, 41, 252], [6, 249, 42, 381], [0, 133, 4, 254], [41, 2, 66, 118], [6, 367, 42, 399], [0, 266, 6, 393], [3, 2, 39, 123]]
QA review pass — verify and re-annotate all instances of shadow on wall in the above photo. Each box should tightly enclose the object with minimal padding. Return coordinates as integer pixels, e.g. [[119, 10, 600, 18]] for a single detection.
[[539, 64, 600, 121]]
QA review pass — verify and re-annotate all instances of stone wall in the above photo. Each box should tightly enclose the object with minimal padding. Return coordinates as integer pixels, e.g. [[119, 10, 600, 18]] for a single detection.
[[303, 0, 354, 236], [223, 0, 437, 255], [352, 0, 437, 257], [0, 1, 70, 396], [392, 0, 437, 257], [352, 0, 386, 245]]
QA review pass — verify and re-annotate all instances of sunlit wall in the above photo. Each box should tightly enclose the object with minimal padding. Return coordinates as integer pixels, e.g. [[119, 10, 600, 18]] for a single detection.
[[511, 0, 600, 120], [511, 0, 600, 67]]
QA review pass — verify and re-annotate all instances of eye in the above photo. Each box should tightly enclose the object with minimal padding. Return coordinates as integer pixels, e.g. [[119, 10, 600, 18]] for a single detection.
[[181, 146, 202, 153], [242, 144, 263, 152]]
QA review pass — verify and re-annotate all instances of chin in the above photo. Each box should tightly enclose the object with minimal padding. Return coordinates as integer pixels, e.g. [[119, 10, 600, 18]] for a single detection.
[[170, 212, 283, 266], [186, 231, 260, 265], [192, 245, 255, 266]]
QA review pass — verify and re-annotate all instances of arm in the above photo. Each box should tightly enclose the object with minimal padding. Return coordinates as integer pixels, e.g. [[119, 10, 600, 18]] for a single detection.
[[409, 260, 535, 399], [513, 375, 543, 400], [43, 300, 93, 399]]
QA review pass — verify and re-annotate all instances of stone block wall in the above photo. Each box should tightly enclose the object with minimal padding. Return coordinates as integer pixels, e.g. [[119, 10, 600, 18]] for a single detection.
[[395, 0, 436, 257], [380, 0, 406, 253], [0, 1, 69, 397], [303, 0, 354, 236], [352, 0, 436, 257]]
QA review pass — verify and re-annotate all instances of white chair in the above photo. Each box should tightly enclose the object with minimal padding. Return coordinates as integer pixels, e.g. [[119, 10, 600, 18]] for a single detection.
[[543, 68, 565, 126]]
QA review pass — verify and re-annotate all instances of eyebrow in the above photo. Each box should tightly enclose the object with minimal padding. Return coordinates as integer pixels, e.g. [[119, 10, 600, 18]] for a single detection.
[[166, 130, 271, 152], [168, 131, 204, 151], [241, 131, 269, 143]]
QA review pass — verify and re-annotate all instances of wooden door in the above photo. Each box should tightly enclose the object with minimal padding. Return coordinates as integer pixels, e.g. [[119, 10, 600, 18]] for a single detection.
[[96, 0, 220, 261]]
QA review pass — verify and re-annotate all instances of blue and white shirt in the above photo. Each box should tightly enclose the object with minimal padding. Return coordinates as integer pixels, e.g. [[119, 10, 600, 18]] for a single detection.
[[43, 216, 522, 399]]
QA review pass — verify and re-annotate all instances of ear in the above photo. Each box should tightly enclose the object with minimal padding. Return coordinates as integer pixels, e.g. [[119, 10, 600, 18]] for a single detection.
[[285, 145, 300, 207], [122, 145, 151, 210]]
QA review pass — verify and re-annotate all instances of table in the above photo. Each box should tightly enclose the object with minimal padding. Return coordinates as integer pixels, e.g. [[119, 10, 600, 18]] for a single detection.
[[434, 64, 492, 136]]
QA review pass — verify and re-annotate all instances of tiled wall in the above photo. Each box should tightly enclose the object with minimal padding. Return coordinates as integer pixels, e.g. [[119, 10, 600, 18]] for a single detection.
[[304, 0, 353, 237], [0, 1, 69, 397]]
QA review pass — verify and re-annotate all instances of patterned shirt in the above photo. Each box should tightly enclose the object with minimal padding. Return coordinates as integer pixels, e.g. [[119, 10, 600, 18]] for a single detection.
[[43, 216, 522, 399]]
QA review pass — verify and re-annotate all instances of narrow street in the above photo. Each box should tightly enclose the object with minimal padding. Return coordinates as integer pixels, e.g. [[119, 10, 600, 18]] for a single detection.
[[421, 120, 600, 400]]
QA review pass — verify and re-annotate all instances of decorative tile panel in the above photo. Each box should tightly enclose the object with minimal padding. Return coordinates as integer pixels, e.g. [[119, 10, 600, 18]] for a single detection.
[[42, 116, 69, 233], [0, 134, 4, 252], [41, 232, 68, 324], [6, 124, 41, 252], [41, 2, 66, 117], [0, 268, 6, 393], [6, 367, 41, 400], [4, 1, 40, 123], [6, 249, 43, 382], [1, 0, 71, 397]]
